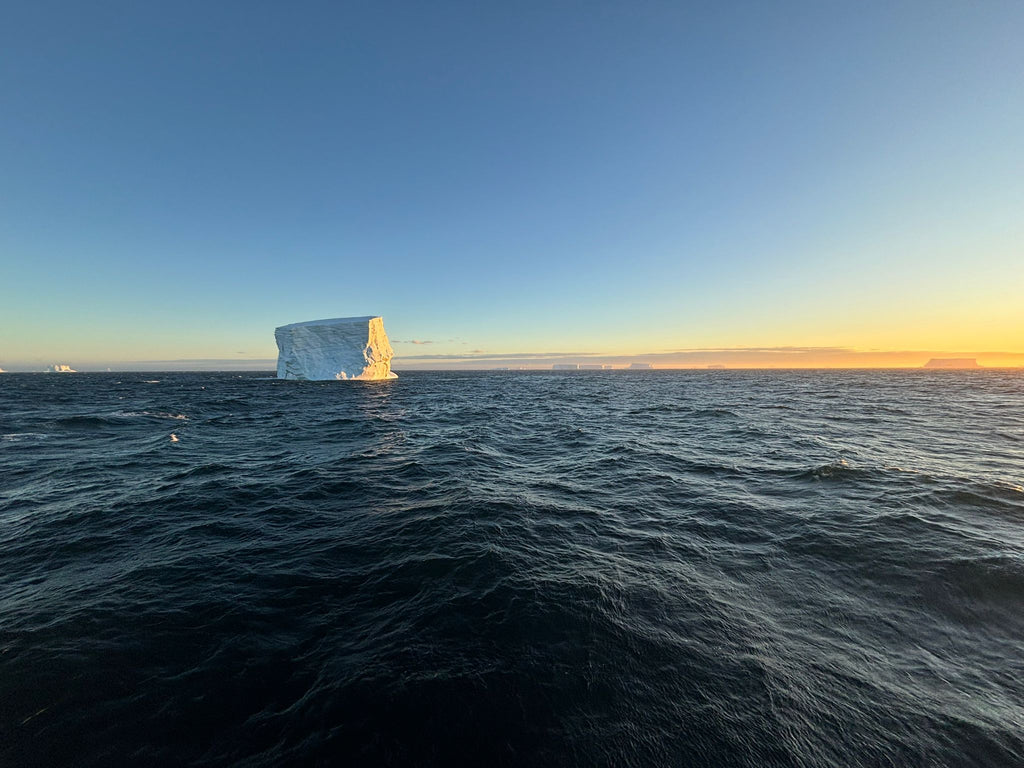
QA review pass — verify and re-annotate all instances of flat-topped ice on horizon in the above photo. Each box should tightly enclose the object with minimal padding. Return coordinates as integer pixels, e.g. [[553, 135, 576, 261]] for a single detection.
[[923, 358, 980, 369], [275, 316, 396, 380]]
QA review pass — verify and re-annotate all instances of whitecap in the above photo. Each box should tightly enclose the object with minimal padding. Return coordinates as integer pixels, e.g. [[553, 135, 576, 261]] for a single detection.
[[110, 410, 189, 420], [1, 433, 48, 442]]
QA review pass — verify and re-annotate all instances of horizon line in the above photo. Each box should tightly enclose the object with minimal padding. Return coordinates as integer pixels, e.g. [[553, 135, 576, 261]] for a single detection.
[[3, 364, 1022, 372], [4, 345, 1024, 372]]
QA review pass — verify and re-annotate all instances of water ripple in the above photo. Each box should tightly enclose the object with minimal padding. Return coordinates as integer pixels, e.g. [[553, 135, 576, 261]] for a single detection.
[[1, 370, 1022, 767]]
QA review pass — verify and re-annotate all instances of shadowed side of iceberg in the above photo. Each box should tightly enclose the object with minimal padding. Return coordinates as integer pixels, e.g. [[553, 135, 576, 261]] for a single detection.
[[275, 316, 397, 381]]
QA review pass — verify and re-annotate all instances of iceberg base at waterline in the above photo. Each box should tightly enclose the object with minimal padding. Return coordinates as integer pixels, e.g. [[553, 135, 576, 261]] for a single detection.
[[274, 316, 397, 381]]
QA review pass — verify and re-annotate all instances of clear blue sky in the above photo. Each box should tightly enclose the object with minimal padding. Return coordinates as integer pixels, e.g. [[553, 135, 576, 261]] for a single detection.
[[2, 1, 1022, 368]]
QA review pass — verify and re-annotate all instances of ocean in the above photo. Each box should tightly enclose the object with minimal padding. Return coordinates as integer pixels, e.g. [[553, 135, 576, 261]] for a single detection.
[[1, 370, 1022, 767]]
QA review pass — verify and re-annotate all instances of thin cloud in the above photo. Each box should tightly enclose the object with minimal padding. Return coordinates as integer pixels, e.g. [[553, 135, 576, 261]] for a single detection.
[[139, 358, 276, 363], [668, 346, 853, 354], [398, 351, 594, 361]]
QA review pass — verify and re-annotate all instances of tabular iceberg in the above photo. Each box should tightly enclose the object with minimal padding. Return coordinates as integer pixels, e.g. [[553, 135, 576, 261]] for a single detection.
[[923, 358, 980, 369], [275, 316, 397, 381]]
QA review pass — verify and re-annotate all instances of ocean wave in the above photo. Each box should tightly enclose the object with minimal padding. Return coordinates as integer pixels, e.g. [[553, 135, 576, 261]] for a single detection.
[[3, 370, 1023, 767], [50, 415, 117, 429], [113, 410, 189, 420], [1, 433, 49, 442], [796, 459, 861, 481]]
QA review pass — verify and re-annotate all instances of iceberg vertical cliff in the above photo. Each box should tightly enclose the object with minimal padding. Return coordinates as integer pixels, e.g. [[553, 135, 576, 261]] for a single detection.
[[275, 316, 397, 380]]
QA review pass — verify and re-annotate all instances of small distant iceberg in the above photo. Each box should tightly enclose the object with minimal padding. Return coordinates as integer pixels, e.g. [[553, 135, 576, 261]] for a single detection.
[[923, 358, 980, 369], [275, 316, 397, 381], [629, 363, 653, 370], [580, 364, 613, 370], [46, 364, 77, 373]]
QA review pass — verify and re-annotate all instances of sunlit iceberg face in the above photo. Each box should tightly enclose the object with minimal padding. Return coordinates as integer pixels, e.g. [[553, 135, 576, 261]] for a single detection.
[[275, 316, 397, 381]]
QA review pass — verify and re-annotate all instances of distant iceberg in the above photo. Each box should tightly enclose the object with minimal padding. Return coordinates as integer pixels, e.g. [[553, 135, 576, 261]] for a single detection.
[[46, 364, 77, 373], [579, 364, 613, 370], [923, 358, 980, 369], [629, 363, 652, 370], [275, 316, 396, 381]]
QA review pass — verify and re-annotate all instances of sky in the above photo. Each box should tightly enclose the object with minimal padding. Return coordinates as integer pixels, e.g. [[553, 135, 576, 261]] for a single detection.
[[1, 1, 1022, 370]]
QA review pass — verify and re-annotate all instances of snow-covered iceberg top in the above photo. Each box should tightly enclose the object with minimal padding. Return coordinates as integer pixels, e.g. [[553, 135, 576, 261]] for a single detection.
[[275, 316, 397, 381]]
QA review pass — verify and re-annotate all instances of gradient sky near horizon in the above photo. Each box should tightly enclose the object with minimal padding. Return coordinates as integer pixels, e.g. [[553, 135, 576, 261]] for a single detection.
[[2, 1, 1022, 368]]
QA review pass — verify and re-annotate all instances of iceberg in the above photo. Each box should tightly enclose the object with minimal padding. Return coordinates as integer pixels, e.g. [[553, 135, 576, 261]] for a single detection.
[[923, 358, 980, 369], [275, 316, 397, 381], [46, 364, 77, 373]]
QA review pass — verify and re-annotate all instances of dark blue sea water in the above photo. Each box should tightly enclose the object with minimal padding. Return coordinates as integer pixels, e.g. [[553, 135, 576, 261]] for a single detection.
[[1, 370, 1022, 767]]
